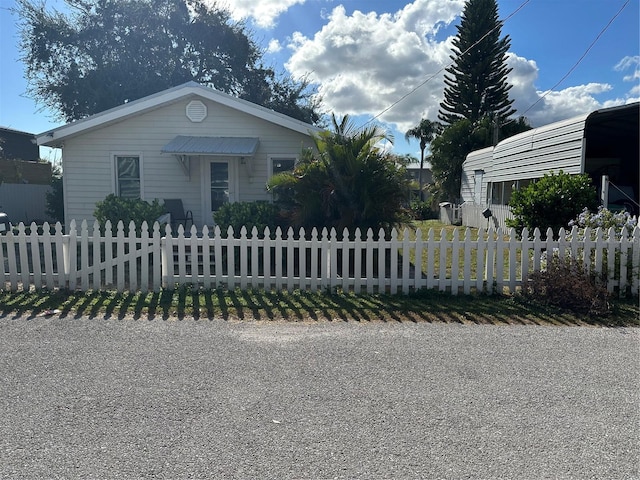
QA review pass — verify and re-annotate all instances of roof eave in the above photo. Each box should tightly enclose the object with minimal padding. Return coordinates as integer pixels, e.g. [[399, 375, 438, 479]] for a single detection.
[[36, 82, 320, 147]]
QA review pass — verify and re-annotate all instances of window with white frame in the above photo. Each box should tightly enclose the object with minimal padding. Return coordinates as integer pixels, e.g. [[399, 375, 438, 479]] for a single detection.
[[115, 155, 141, 199], [270, 156, 297, 177]]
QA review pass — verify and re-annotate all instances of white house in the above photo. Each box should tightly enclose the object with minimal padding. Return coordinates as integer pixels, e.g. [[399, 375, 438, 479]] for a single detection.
[[460, 102, 639, 228], [37, 82, 321, 229]]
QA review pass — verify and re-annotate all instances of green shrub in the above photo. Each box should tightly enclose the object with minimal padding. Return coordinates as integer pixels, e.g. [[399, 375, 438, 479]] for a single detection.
[[213, 201, 286, 237], [94, 194, 164, 232], [506, 171, 598, 238], [409, 200, 437, 220], [521, 255, 610, 317]]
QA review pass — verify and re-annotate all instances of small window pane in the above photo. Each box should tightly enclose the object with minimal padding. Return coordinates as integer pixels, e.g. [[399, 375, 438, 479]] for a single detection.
[[119, 179, 140, 199], [116, 156, 140, 199], [503, 182, 514, 204], [272, 158, 296, 175], [491, 182, 501, 204], [211, 163, 229, 212]]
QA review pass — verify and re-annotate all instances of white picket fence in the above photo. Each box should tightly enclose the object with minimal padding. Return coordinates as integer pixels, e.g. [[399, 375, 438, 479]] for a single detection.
[[1, 220, 639, 296]]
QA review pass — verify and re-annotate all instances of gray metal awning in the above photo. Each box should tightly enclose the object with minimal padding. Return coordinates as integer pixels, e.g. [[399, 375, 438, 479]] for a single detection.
[[162, 136, 260, 156]]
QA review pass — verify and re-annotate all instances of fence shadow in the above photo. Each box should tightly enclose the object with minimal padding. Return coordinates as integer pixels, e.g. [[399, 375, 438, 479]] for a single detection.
[[1, 287, 638, 327]]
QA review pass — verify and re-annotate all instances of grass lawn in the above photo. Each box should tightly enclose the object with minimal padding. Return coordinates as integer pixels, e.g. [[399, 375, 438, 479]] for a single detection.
[[1, 287, 638, 327]]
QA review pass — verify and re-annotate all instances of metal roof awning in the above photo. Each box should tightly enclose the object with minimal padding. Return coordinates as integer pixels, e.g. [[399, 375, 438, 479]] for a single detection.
[[162, 136, 260, 156]]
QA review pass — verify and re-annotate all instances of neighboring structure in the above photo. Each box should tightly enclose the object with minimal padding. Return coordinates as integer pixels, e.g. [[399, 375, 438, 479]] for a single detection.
[[460, 102, 640, 228], [405, 164, 433, 200], [37, 82, 321, 229], [0, 127, 39, 161], [0, 127, 53, 224], [0, 127, 51, 184]]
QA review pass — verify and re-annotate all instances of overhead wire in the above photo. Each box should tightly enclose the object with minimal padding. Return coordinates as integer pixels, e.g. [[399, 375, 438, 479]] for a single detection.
[[518, 0, 631, 118], [367, 0, 531, 125], [368, 0, 630, 132]]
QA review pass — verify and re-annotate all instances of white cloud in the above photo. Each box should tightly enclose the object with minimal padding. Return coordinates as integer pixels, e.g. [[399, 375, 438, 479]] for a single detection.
[[524, 84, 613, 125], [279, 0, 633, 145], [267, 39, 283, 53], [503, 55, 608, 125], [508, 53, 640, 126], [613, 55, 640, 85], [283, 0, 625, 134], [623, 71, 640, 82], [204, 0, 306, 28], [505, 53, 541, 109], [614, 55, 639, 73], [285, 1, 464, 132]]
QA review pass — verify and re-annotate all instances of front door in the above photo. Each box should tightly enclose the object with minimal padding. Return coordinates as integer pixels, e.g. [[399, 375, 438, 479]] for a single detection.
[[204, 159, 236, 225]]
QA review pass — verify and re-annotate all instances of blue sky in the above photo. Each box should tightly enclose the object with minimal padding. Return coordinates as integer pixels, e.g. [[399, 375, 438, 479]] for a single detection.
[[0, 0, 638, 160]]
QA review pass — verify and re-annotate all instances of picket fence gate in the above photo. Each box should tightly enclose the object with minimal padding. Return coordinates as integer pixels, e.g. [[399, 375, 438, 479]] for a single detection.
[[1, 220, 639, 296]]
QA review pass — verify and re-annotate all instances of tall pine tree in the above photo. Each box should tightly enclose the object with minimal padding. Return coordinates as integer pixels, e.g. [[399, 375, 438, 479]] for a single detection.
[[438, 0, 515, 126]]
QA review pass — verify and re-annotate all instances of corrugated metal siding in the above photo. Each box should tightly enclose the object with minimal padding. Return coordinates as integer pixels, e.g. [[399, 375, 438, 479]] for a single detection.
[[0, 183, 53, 223], [61, 97, 316, 228], [490, 114, 588, 183]]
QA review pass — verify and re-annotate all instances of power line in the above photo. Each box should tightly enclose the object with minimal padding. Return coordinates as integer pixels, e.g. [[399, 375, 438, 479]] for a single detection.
[[367, 0, 531, 125], [519, 0, 631, 118]]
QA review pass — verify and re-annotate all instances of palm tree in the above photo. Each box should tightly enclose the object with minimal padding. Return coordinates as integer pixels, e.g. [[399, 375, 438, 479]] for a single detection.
[[268, 114, 410, 235], [404, 119, 442, 201]]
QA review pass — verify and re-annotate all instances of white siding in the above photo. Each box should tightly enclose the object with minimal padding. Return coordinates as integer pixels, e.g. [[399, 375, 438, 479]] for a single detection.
[[461, 146, 493, 204], [61, 97, 316, 227]]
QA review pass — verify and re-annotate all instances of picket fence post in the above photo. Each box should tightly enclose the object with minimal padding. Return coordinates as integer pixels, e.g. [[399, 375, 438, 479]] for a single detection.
[[41, 223, 54, 290], [365, 228, 375, 293], [377, 228, 386, 293], [507, 228, 518, 293], [402, 228, 411, 295], [413, 228, 423, 292], [299, 227, 307, 291], [330, 228, 339, 290], [287, 227, 296, 292], [310, 228, 319, 292]]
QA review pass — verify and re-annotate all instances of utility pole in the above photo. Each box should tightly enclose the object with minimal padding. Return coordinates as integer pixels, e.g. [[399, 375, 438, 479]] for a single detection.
[[492, 113, 500, 146]]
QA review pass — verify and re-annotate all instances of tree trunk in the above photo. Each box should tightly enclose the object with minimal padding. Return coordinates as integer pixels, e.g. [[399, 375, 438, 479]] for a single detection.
[[418, 148, 424, 202]]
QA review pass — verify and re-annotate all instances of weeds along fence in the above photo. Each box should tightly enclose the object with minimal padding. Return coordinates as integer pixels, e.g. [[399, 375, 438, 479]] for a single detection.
[[1, 220, 639, 296]]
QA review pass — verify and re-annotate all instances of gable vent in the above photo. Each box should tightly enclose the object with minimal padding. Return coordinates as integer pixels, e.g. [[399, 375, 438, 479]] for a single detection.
[[186, 100, 207, 122]]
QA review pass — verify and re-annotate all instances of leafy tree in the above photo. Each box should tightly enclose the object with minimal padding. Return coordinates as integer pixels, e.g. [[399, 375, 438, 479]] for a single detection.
[[45, 167, 64, 223], [506, 171, 599, 238], [404, 119, 442, 202], [267, 115, 411, 236], [15, 0, 320, 124], [429, 114, 531, 203], [439, 0, 515, 126], [428, 119, 478, 202]]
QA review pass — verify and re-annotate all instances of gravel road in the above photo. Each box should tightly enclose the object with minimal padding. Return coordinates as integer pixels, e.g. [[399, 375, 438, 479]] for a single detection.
[[0, 315, 638, 479]]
